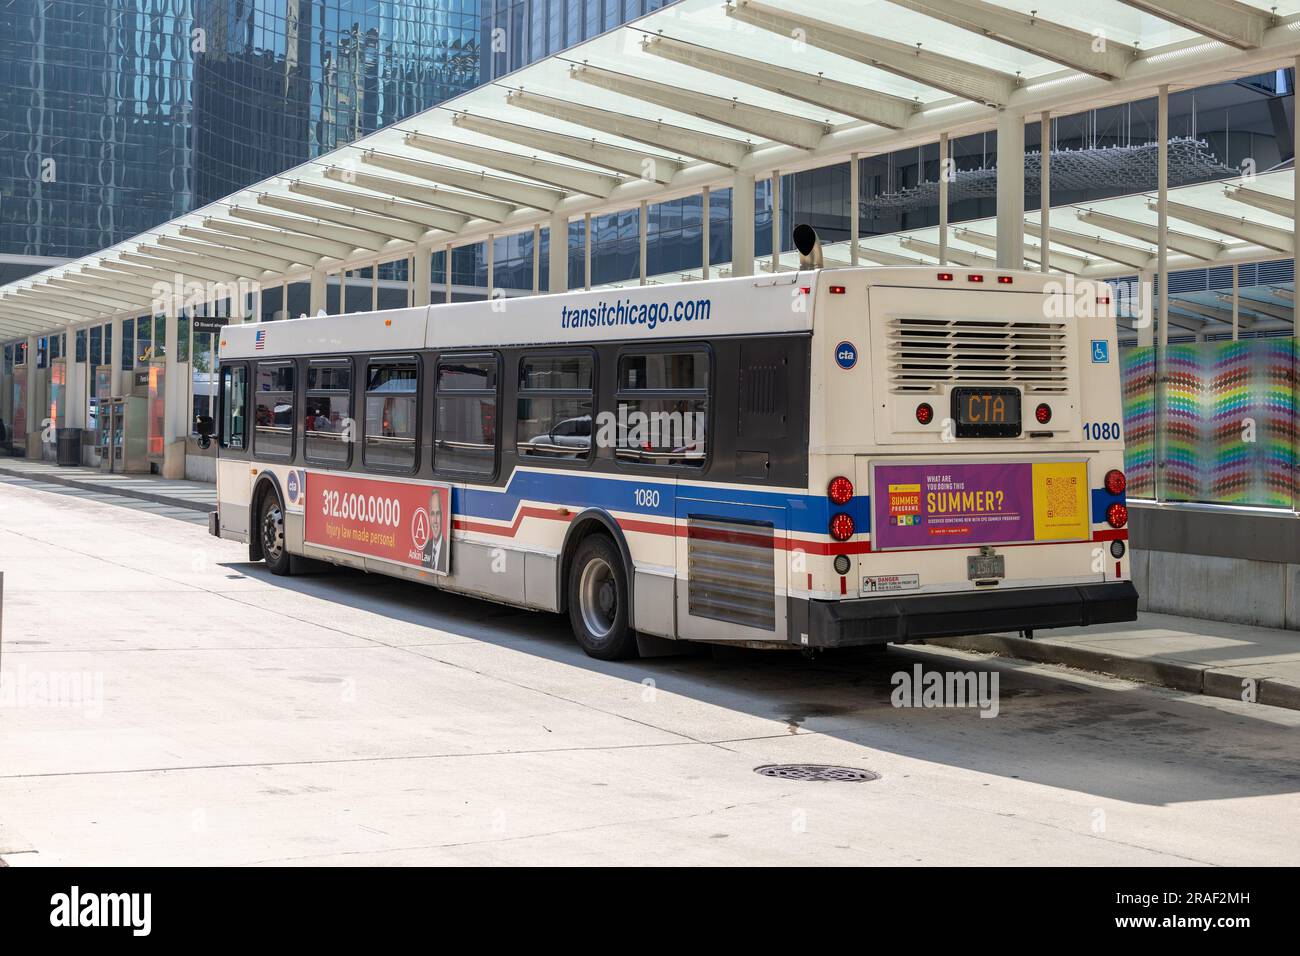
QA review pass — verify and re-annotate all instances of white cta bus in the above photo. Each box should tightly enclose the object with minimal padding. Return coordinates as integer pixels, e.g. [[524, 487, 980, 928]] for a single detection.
[[205, 249, 1136, 659]]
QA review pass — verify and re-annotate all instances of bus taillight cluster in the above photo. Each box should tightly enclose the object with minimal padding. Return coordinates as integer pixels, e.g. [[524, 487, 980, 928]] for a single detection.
[[828, 476, 855, 541]]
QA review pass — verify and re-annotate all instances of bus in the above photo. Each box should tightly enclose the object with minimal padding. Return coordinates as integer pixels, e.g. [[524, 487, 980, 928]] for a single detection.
[[205, 245, 1137, 660]]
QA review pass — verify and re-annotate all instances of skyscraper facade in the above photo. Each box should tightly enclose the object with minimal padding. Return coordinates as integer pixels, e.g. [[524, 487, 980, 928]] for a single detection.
[[0, 0, 481, 283]]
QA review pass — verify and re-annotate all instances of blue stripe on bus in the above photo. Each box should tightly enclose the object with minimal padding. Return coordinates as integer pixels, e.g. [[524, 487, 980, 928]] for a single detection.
[[453, 469, 870, 535]]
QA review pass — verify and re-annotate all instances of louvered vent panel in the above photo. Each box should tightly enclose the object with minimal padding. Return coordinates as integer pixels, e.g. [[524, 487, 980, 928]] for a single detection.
[[888, 317, 1070, 394]]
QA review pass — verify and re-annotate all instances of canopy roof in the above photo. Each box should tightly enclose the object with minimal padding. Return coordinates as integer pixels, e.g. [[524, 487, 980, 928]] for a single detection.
[[3, 0, 1299, 338]]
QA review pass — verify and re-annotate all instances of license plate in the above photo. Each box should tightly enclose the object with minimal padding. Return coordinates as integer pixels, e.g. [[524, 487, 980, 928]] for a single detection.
[[951, 387, 1021, 438], [967, 553, 1005, 580]]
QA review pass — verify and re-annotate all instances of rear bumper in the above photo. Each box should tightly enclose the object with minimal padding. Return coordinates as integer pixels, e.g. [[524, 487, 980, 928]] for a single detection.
[[804, 581, 1138, 649]]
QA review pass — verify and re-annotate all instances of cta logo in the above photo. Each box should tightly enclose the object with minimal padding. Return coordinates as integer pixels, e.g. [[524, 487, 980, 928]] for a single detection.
[[834, 340, 858, 370]]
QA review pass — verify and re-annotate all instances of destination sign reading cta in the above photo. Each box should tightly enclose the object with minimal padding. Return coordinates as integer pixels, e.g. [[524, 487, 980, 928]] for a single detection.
[[873, 461, 1089, 550]]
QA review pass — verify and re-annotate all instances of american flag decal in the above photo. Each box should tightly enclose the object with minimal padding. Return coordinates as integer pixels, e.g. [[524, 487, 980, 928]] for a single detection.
[[254, 329, 266, 350]]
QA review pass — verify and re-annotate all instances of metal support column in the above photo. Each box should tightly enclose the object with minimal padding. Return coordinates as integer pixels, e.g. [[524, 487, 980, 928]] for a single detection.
[[770, 170, 780, 272], [163, 301, 186, 477], [309, 267, 326, 317], [548, 212, 568, 293], [583, 215, 592, 290], [1156, 83, 1170, 502], [445, 244, 453, 304], [1138, 270, 1154, 347], [533, 224, 542, 294], [413, 244, 431, 307], [849, 153, 860, 267], [996, 110, 1025, 269], [1158, 85, 1169, 353], [701, 187, 711, 280], [731, 172, 756, 277], [1232, 263, 1239, 340], [639, 201, 648, 286], [110, 315, 125, 394], [486, 233, 495, 300], [1040, 112, 1051, 274], [938, 133, 949, 266], [25, 333, 39, 457]]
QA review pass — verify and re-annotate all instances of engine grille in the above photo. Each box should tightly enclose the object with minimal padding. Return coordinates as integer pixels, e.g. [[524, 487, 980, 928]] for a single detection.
[[887, 316, 1070, 394]]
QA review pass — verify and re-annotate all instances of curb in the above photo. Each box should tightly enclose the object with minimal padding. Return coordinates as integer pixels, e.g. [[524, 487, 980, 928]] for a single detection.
[[926, 633, 1300, 713], [0, 463, 213, 514]]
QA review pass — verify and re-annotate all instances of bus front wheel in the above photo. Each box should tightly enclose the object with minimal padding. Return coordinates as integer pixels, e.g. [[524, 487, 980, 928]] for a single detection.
[[568, 535, 636, 660], [258, 490, 292, 576]]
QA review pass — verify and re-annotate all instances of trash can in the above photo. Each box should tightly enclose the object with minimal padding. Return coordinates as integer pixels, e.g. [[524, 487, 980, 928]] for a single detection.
[[56, 427, 83, 467]]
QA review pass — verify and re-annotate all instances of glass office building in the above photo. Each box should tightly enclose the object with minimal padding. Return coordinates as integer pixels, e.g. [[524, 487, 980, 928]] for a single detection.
[[194, 0, 480, 205], [0, 0, 195, 279], [0, 0, 481, 282]]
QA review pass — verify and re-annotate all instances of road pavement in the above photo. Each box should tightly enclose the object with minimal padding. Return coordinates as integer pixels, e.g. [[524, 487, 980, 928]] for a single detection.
[[2, 474, 1298, 866]]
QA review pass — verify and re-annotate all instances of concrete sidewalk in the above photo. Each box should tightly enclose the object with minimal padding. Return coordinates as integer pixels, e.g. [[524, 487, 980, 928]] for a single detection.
[[932, 612, 1300, 711], [0, 457, 214, 513]]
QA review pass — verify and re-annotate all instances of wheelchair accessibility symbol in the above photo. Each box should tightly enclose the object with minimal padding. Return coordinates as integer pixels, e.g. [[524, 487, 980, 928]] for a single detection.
[[1091, 339, 1110, 364]]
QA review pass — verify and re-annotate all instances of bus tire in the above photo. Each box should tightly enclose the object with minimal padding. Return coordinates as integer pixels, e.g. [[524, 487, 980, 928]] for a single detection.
[[257, 487, 292, 576], [567, 534, 636, 660]]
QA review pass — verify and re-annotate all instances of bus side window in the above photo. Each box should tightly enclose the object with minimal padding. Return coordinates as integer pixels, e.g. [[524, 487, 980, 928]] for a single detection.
[[615, 349, 709, 467], [221, 365, 247, 451], [364, 359, 419, 473], [435, 355, 497, 475], [516, 352, 593, 461], [304, 360, 352, 466], [253, 361, 295, 459]]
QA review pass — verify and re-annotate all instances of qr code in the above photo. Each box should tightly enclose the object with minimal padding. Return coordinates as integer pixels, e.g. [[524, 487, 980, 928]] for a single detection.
[[1045, 476, 1078, 518]]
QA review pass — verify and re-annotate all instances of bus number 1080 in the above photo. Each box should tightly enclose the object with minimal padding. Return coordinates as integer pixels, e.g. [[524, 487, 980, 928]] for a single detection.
[[633, 488, 661, 509]]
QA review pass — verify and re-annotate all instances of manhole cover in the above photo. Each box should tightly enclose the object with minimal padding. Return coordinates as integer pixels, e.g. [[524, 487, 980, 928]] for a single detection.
[[754, 764, 879, 782]]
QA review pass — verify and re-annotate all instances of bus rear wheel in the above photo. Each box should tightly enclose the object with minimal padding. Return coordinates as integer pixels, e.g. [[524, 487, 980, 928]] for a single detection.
[[568, 535, 636, 660], [258, 490, 291, 576]]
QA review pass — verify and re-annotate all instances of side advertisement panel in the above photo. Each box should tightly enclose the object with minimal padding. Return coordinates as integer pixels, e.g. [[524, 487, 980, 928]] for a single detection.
[[304, 472, 451, 575]]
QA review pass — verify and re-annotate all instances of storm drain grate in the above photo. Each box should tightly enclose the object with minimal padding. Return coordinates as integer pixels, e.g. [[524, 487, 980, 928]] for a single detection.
[[754, 764, 879, 783]]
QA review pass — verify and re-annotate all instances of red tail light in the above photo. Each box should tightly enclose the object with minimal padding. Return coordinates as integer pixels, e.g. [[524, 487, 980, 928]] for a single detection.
[[915, 402, 934, 425], [1106, 503, 1128, 528], [829, 513, 855, 541], [829, 285, 846, 294], [1034, 403, 1052, 425], [827, 476, 854, 505], [937, 272, 954, 281], [1104, 469, 1126, 495], [997, 275, 1013, 284], [967, 273, 984, 283]]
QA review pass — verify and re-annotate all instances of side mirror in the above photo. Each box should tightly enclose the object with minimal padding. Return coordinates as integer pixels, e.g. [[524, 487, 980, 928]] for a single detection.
[[195, 415, 215, 449]]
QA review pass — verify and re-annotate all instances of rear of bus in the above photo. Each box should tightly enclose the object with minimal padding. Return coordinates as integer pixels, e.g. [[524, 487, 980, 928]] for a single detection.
[[802, 267, 1137, 647]]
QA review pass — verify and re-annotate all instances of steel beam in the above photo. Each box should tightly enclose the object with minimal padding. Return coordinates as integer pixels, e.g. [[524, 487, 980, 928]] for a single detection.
[[403, 132, 622, 197], [728, 0, 1016, 107], [503, 91, 750, 168], [569, 62, 829, 150], [640, 33, 915, 129]]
